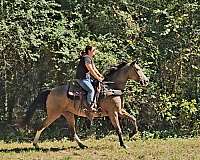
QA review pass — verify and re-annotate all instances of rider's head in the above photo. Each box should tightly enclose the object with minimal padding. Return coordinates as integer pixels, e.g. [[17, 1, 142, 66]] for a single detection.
[[85, 45, 96, 57], [80, 45, 96, 57]]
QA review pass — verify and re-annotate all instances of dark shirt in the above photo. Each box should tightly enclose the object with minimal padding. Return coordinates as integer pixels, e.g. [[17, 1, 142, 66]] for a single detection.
[[75, 55, 94, 79]]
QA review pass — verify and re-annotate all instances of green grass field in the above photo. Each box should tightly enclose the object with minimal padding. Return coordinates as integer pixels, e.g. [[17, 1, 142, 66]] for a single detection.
[[0, 135, 200, 160]]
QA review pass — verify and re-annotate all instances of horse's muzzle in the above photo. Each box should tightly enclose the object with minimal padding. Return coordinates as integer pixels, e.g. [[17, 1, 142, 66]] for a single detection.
[[140, 79, 149, 87]]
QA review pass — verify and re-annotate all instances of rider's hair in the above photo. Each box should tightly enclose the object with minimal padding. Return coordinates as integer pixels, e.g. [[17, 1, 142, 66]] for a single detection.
[[85, 45, 93, 54], [79, 45, 93, 57]]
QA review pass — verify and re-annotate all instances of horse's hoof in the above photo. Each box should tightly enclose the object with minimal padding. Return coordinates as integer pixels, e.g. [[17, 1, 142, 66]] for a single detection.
[[121, 144, 128, 149], [129, 131, 137, 139], [79, 143, 88, 149], [33, 143, 39, 149], [129, 132, 134, 138]]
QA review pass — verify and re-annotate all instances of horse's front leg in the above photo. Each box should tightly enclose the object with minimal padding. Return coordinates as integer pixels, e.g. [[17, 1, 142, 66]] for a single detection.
[[119, 109, 138, 138], [109, 111, 127, 149], [62, 111, 88, 149]]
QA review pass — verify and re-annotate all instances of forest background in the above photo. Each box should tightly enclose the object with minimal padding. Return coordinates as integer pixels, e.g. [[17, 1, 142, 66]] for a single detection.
[[0, 0, 199, 140]]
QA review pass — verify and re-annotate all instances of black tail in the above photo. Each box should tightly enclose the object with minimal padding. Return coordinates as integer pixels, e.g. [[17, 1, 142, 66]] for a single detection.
[[20, 89, 51, 127]]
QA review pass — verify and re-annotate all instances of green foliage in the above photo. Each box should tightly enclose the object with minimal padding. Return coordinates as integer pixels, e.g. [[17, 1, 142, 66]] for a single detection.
[[0, 0, 199, 138]]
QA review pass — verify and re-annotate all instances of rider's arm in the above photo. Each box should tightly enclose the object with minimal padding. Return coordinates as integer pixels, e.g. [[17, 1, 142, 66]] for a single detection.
[[92, 64, 104, 78], [85, 63, 103, 81]]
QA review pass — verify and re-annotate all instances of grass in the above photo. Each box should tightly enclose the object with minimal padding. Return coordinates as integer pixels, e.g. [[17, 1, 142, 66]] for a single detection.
[[0, 135, 200, 160]]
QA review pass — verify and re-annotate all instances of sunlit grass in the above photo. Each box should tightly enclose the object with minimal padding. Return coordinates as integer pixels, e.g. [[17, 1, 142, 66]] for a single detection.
[[0, 136, 200, 160]]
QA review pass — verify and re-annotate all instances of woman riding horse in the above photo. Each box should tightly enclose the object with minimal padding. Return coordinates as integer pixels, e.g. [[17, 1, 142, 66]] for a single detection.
[[75, 45, 104, 118], [19, 59, 149, 149]]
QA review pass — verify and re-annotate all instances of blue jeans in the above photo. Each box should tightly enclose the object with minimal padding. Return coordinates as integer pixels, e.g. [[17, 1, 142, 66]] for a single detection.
[[77, 75, 95, 106]]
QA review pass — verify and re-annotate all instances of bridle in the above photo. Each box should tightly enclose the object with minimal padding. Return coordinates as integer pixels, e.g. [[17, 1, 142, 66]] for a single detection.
[[130, 63, 148, 86], [130, 64, 142, 81]]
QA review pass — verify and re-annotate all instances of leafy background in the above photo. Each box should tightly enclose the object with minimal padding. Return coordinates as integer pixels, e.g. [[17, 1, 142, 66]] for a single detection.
[[0, 0, 199, 140]]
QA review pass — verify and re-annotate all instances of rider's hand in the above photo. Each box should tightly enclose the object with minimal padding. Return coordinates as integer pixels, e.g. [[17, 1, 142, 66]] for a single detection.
[[100, 74, 104, 78], [98, 77, 104, 82], [97, 87, 101, 92]]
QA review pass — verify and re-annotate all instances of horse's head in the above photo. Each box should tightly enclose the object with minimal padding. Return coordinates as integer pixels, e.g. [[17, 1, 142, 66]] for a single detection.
[[128, 61, 149, 87]]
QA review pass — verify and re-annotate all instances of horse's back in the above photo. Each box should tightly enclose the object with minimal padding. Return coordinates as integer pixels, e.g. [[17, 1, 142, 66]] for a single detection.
[[50, 85, 69, 96], [46, 85, 70, 112]]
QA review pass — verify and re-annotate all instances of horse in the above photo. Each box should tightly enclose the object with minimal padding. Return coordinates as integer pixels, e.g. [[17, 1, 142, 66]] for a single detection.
[[19, 61, 149, 149]]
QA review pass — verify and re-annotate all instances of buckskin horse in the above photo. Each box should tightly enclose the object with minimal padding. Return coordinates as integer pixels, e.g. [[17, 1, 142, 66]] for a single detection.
[[20, 61, 149, 149]]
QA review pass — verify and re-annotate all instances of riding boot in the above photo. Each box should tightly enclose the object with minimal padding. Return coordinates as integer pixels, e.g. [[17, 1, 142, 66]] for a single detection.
[[90, 103, 97, 111]]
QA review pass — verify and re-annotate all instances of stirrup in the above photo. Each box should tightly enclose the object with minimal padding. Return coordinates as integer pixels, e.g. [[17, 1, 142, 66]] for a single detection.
[[86, 107, 97, 112]]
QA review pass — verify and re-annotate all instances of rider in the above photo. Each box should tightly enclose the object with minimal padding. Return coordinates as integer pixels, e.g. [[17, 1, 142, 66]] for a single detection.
[[75, 45, 104, 112]]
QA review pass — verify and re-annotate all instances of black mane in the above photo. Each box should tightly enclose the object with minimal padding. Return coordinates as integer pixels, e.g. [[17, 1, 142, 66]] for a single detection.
[[104, 62, 128, 80]]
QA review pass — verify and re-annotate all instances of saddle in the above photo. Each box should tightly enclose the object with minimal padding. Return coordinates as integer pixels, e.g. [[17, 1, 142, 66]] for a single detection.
[[67, 80, 123, 102], [67, 81, 87, 99], [67, 80, 123, 121]]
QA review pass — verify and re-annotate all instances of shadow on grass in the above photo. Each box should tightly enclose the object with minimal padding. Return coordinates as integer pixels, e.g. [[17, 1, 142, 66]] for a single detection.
[[0, 146, 79, 153]]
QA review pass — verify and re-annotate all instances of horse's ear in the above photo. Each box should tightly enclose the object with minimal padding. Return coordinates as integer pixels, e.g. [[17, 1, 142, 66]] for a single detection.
[[130, 60, 137, 66], [131, 57, 140, 66]]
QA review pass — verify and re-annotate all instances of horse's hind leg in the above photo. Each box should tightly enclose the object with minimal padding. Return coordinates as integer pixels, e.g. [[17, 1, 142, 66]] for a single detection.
[[33, 112, 60, 148], [119, 109, 138, 138], [62, 111, 88, 149], [109, 111, 127, 148]]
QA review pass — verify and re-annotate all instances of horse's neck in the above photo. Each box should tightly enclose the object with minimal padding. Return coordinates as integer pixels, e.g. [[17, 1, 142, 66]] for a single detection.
[[108, 65, 129, 90]]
